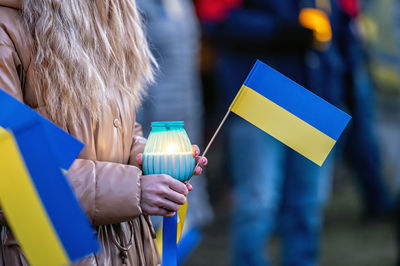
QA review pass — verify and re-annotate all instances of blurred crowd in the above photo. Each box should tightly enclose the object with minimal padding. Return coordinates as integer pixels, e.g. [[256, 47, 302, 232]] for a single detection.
[[136, 0, 400, 265]]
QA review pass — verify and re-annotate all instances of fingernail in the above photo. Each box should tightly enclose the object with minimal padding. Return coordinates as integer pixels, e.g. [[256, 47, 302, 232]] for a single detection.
[[202, 158, 207, 164]]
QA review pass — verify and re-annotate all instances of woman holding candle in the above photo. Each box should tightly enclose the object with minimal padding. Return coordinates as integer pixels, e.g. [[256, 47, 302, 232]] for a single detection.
[[0, 0, 206, 265]]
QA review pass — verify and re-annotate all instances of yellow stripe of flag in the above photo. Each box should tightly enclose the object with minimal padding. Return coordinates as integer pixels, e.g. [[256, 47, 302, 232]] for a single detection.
[[156, 200, 188, 254], [0, 128, 69, 266], [177, 200, 188, 241], [229, 85, 336, 166]]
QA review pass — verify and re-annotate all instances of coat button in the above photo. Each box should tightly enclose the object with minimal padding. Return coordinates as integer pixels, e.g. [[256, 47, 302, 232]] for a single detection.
[[113, 118, 121, 128]]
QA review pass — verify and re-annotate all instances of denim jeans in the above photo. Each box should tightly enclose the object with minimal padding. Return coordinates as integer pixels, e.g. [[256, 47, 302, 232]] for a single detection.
[[343, 63, 393, 216], [228, 118, 332, 266]]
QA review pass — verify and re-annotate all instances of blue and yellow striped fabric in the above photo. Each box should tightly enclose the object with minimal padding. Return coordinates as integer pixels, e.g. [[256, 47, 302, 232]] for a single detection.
[[155, 201, 188, 266], [229, 60, 351, 166], [0, 90, 99, 266]]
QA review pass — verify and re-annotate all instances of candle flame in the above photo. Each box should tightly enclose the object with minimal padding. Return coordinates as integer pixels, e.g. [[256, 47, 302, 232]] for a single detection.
[[166, 144, 178, 154]]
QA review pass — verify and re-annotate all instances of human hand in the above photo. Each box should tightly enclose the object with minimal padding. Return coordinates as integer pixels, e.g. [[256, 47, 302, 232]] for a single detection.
[[192, 144, 208, 176], [140, 174, 188, 217]]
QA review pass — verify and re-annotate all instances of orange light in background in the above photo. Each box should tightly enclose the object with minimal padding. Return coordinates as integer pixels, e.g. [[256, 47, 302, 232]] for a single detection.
[[299, 8, 332, 44]]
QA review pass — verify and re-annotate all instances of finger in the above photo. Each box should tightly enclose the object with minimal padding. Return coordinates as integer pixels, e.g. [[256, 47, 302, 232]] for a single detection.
[[158, 199, 180, 212], [160, 209, 176, 217], [193, 166, 203, 176], [192, 145, 200, 157], [165, 176, 189, 196], [163, 189, 187, 205], [143, 204, 175, 217], [136, 153, 143, 166], [186, 183, 193, 191], [195, 156, 208, 166], [156, 208, 176, 217]]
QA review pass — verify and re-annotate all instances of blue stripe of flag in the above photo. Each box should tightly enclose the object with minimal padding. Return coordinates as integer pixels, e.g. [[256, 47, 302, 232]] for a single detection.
[[0, 90, 83, 169], [163, 215, 178, 266], [0, 89, 98, 261], [12, 119, 99, 261], [243, 60, 351, 141]]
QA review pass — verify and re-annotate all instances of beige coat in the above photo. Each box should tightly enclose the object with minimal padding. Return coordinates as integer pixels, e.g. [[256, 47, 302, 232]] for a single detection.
[[0, 1, 160, 265]]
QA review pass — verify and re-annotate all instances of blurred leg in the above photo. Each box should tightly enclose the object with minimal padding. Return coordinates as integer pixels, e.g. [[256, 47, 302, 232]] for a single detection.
[[229, 119, 284, 266], [182, 84, 214, 230], [347, 64, 392, 216], [279, 150, 333, 266]]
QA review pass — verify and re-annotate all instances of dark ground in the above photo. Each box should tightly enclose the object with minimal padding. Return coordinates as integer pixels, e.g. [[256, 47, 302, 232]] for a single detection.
[[184, 174, 397, 266]]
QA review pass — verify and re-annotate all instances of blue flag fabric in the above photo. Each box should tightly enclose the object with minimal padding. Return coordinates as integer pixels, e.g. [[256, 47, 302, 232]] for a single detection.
[[0, 90, 83, 169], [163, 215, 178, 266], [0, 89, 99, 265]]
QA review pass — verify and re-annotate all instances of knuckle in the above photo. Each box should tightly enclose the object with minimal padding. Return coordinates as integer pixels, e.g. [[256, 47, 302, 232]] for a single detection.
[[153, 198, 161, 207], [150, 197, 160, 206], [146, 188, 155, 196], [159, 187, 169, 197], [159, 174, 170, 183]]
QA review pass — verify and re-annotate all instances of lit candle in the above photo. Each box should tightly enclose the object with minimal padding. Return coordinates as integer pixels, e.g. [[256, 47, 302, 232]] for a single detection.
[[142, 121, 195, 182]]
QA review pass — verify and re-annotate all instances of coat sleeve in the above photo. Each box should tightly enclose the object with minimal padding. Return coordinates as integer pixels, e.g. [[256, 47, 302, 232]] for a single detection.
[[0, 29, 23, 226], [67, 159, 143, 226], [128, 122, 147, 167], [0, 29, 144, 227], [0, 28, 24, 102]]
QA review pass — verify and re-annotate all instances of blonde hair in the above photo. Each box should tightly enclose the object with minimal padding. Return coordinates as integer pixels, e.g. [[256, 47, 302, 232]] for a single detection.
[[22, 0, 155, 128]]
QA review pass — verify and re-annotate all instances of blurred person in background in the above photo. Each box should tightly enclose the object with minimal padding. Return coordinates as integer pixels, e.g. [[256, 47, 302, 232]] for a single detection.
[[136, 0, 214, 236], [195, 0, 350, 265], [336, 0, 394, 221]]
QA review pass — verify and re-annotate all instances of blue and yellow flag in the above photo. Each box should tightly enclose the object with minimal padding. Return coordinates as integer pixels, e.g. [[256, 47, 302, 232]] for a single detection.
[[156, 201, 188, 265], [0, 90, 99, 266], [229, 60, 351, 166]]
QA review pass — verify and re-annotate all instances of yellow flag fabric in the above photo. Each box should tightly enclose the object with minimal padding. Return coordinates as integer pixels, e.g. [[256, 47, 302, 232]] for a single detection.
[[0, 128, 69, 266], [156, 200, 188, 254]]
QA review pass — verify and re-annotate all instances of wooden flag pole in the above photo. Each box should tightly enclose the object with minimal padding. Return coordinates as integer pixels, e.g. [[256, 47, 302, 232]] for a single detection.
[[195, 109, 231, 169]]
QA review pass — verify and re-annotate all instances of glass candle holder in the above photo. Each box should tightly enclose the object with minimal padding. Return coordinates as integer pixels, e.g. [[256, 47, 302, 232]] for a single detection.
[[142, 121, 195, 182]]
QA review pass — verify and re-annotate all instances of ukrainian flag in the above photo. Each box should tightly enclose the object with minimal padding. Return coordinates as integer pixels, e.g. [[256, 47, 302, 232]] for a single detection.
[[229, 60, 351, 166], [0, 90, 99, 266]]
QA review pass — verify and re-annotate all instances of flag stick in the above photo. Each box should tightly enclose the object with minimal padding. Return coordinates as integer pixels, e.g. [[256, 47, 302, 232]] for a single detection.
[[195, 109, 231, 168]]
